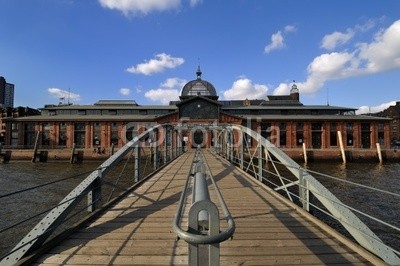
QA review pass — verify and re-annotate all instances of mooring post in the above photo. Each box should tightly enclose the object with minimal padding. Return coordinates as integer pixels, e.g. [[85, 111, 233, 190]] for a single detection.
[[376, 142, 383, 163], [70, 143, 76, 164], [110, 143, 115, 156], [337, 130, 346, 163], [302, 142, 308, 164], [31, 131, 41, 163]]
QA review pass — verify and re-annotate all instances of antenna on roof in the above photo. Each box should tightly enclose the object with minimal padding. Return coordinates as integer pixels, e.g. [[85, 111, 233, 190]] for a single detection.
[[68, 88, 71, 105], [326, 88, 330, 106]]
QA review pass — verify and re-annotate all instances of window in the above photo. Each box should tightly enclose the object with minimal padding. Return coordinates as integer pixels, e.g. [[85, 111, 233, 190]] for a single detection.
[[59, 122, 67, 146], [24, 123, 36, 147], [378, 122, 385, 145], [110, 123, 119, 146], [261, 123, 272, 140], [93, 123, 101, 146], [296, 122, 303, 146], [74, 123, 86, 148], [346, 123, 353, 146], [330, 123, 337, 146], [42, 123, 50, 146], [11, 123, 19, 146], [279, 123, 286, 146]]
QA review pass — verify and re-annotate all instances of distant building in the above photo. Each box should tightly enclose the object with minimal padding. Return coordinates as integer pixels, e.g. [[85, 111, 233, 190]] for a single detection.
[[4, 68, 392, 153], [0, 106, 40, 144], [374, 101, 400, 144], [0, 76, 15, 108]]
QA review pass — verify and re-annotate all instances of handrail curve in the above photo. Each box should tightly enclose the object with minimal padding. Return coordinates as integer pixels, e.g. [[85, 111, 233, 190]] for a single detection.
[[172, 149, 235, 245]]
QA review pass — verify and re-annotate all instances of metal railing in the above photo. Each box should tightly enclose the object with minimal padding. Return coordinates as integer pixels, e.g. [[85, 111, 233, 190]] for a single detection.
[[213, 125, 400, 265], [173, 148, 235, 266], [0, 124, 184, 265]]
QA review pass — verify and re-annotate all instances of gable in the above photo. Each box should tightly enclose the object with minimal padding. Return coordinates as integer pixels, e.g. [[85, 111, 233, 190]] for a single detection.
[[178, 97, 219, 119]]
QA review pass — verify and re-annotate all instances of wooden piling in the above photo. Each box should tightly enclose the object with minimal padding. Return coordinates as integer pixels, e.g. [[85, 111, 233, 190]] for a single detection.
[[31, 131, 41, 163], [0, 143, 11, 163], [337, 131, 346, 163], [70, 143, 76, 164], [376, 143, 383, 163], [302, 142, 308, 164]]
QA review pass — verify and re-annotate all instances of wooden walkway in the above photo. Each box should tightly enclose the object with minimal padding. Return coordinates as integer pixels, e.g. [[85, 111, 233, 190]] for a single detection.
[[35, 150, 378, 265]]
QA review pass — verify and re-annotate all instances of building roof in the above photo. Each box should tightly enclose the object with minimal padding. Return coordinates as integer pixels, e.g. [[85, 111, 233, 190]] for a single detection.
[[222, 105, 356, 111], [7, 114, 159, 122], [238, 114, 391, 121], [94, 100, 139, 106], [181, 67, 217, 98], [40, 104, 177, 111]]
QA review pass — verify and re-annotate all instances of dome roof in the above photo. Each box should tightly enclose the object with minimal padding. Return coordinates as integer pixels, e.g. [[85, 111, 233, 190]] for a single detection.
[[181, 67, 217, 97]]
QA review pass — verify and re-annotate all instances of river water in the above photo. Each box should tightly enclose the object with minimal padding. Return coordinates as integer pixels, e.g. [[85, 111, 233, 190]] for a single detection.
[[0, 159, 399, 258]]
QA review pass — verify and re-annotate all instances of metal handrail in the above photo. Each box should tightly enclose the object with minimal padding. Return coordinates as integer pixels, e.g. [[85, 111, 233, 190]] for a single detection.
[[0, 124, 183, 265], [214, 124, 400, 265], [172, 149, 235, 245]]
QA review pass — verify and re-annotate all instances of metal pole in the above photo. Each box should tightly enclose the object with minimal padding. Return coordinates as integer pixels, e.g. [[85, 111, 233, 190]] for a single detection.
[[87, 169, 102, 212], [134, 144, 140, 182], [153, 130, 158, 171], [258, 137, 263, 181], [299, 168, 309, 212]]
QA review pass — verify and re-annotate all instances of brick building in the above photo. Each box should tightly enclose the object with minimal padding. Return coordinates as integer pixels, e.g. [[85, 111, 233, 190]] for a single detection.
[[0, 76, 15, 108], [4, 68, 392, 152], [0, 106, 40, 145], [374, 101, 400, 145]]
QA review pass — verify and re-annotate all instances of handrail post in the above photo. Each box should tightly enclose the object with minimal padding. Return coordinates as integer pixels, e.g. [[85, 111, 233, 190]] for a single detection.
[[299, 168, 310, 212], [189, 162, 220, 266], [163, 126, 167, 164], [134, 144, 141, 182], [153, 129, 158, 171], [239, 131, 244, 170], [87, 169, 102, 212], [258, 137, 263, 181]]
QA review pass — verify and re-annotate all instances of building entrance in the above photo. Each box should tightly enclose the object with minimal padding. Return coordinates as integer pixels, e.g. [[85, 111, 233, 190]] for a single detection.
[[193, 129, 204, 147]]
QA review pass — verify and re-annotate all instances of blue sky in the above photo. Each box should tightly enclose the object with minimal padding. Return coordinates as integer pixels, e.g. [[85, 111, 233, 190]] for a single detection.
[[1, 0, 399, 114]]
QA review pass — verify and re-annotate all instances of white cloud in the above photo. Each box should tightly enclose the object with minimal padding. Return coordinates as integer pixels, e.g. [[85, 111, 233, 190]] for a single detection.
[[321, 29, 355, 50], [160, 77, 187, 89], [356, 100, 398, 114], [189, 0, 202, 7], [98, 0, 180, 15], [47, 88, 81, 102], [126, 53, 184, 75], [272, 83, 291, 95], [321, 19, 380, 51], [144, 77, 187, 104], [273, 19, 400, 96], [357, 20, 400, 73], [284, 25, 297, 33], [119, 88, 131, 96], [264, 24, 296, 54], [264, 31, 284, 54], [223, 78, 268, 100]]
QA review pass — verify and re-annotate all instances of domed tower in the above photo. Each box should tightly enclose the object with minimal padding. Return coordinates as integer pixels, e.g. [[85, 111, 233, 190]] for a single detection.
[[180, 66, 218, 101], [290, 81, 299, 102]]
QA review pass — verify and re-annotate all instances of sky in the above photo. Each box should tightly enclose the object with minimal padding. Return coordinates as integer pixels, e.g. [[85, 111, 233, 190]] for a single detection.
[[0, 0, 399, 114]]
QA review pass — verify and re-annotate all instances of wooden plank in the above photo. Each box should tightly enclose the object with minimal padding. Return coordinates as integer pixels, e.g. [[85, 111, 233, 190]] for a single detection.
[[34, 150, 376, 265]]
